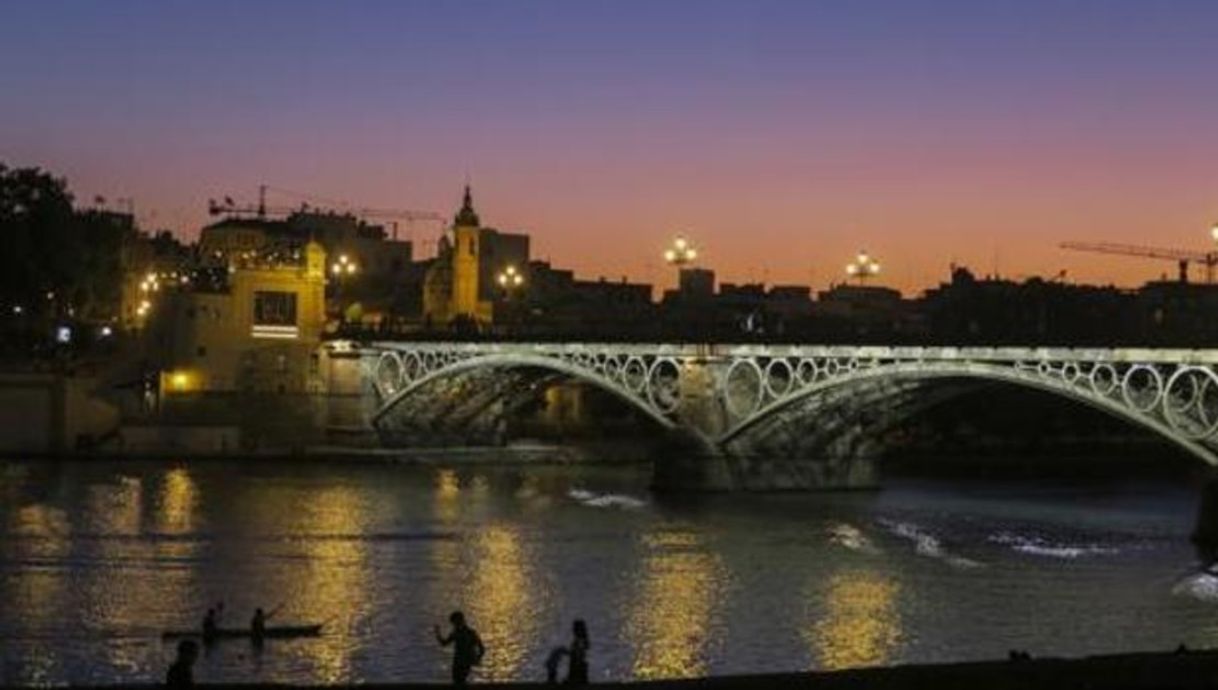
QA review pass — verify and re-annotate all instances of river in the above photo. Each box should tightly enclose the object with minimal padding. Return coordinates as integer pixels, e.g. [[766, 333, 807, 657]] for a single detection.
[[1, 458, 1216, 685]]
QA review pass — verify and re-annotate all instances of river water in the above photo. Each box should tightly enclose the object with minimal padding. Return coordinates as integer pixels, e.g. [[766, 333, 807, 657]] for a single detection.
[[1, 458, 1216, 686]]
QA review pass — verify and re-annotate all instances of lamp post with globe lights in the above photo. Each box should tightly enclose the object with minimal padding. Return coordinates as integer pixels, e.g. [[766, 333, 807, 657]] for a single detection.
[[846, 250, 881, 285], [329, 254, 359, 323], [663, 235, 698, 268], [495, 265, 526, 333]]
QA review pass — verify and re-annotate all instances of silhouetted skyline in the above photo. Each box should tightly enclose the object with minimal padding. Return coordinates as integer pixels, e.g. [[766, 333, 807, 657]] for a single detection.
[[4, 0, 1218, 293]]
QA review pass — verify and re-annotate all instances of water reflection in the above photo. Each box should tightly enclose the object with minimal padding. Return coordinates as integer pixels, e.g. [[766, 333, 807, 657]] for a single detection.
[[626, 529, 727, 679], [288, 485, 370, 683], [155, 467, 198, 534], [428, 470, 537, 681], [468, 525, 532, 679], [6, 503, 71, 625], [808, 569, 902, 670]]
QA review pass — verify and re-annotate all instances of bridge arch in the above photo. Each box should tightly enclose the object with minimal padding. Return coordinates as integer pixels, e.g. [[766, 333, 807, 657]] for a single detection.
[[719, 361, 1218, 466], [371, 352, 681, 433]]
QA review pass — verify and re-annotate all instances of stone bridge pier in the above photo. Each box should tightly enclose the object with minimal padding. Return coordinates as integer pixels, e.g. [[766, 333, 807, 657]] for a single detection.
[[334, 341, 1218, 492]]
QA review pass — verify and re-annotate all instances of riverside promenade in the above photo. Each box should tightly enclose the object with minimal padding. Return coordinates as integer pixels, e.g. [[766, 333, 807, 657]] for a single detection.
[[8, 648, 1218, 690]]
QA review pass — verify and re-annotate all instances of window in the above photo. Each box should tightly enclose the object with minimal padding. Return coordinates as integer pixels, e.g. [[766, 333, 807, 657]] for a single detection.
[[196, 346, 207, 358], [253, 291, 297, 326]]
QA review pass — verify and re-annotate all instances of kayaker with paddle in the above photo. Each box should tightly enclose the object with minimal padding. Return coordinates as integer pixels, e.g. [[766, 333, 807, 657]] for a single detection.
[[435, 610, 484, 686], [251, 604, 283, 642]]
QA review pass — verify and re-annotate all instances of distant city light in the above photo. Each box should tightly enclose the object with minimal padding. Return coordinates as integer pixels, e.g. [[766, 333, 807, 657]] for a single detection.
[[1211, 222, 1218, 242], [55, 326, 72, 344], [11, 305, 22, 315], [99, 325, 113, 338]]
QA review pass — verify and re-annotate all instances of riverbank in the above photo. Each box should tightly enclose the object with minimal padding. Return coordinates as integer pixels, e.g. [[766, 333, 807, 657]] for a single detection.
[[4, 648, 1218, 689]]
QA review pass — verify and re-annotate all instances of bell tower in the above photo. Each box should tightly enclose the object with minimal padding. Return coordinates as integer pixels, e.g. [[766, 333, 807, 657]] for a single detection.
[[451, 185, 482, 321]]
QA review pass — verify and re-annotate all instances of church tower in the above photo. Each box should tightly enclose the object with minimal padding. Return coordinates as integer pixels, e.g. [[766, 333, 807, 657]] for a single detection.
[[451, 185, 484, 322]]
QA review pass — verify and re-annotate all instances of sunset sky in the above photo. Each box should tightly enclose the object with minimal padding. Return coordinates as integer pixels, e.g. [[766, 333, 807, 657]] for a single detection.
[[3, 0, 1218, 294]]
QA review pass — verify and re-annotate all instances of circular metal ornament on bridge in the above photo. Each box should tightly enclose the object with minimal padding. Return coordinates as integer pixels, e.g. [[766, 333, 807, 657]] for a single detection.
[[723, 358, 765, 420], [622, 356, 648, 394], [822, 358, 841, 377], [602, 355, 623, 381], [1163, 366, 1218, 440], [1088, 363, 1119, 397], [796, 359, 819, 385], [422, 351, 443, 374], [1120, 364, 1165, 414], [763, 358, 796, 399], [646, 357, 683, 414], [402, 351, 426, 382], [1061, 362, 1081, 385], [374, 351, 406, 398]]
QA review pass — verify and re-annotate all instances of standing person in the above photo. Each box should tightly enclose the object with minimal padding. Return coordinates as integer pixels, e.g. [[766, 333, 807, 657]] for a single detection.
[[566, 619, 590, 685], [545, 620, 591, 685], [251, 607, 268, 641], [201, 608, 218, 644], [166, 639, 198, 688], [435, 610, 485, 686]]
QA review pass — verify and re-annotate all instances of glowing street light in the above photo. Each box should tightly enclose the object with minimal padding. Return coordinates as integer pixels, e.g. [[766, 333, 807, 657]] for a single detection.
[[496, 264, 525, 291], [663, 235, 698, 267], [331, 254, 359, 276], [1210, 221, 1218, 242], [846, 250, 881, 285]]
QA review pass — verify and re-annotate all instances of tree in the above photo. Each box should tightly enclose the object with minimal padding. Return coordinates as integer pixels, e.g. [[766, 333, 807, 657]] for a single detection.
[[0, 163, 130, 323]]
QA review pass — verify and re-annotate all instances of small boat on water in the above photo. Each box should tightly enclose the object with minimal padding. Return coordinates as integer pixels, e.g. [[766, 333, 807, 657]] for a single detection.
[[162, 624, 323, 640]]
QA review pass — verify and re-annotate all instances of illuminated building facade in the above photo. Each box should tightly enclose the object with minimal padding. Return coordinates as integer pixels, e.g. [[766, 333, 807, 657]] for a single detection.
[[150, 241, 327, 395]]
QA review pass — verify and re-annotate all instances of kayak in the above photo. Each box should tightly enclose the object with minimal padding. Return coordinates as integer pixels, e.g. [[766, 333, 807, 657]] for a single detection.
[[162, 624, 323, 640]]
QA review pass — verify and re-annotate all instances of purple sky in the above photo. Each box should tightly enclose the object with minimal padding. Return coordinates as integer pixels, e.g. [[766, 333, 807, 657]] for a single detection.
[[4, 0, 1218, 293]]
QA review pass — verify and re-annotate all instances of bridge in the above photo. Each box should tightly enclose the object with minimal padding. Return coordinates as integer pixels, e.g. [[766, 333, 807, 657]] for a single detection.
[[331, 341, 1218, 490]]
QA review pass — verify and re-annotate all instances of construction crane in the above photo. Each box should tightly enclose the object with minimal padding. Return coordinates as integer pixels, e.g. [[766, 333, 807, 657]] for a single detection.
[[1060, 241, 1218, 284], [207, 185, 445, 239]]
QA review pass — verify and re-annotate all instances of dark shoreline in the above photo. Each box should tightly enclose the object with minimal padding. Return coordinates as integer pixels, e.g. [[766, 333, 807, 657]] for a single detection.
[[7, 648, 1218, 690]]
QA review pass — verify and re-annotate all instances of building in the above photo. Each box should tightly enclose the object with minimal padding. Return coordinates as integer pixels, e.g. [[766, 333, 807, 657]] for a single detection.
[[149, 241, 327, 395], [422, 186, 530, 328], [199, 210, 412, 326]]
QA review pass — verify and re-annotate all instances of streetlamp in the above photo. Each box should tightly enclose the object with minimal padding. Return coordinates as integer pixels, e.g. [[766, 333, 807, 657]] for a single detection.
[[496, 264, 524, 293], [495, 265, 525, 333], [663, 235, 698, 267], [846, 250, 881, 285], [329, 254, 359, 324], [1210, 221, 1218, 242], [331, 254, 358, 277]]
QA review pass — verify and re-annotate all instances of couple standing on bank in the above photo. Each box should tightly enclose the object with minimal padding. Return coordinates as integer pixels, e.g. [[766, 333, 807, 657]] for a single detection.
[[435, 611, 590, 686]]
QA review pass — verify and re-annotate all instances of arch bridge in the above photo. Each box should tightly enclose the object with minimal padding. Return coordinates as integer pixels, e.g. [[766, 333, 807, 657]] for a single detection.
[[342, 341, 1218, 489]]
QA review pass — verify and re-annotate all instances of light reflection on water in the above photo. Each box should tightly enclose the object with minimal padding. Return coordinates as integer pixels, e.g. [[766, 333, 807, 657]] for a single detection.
[[808, 570, 901, 670], [627, 529, 726, 679], [0, 460, 1212, 685]]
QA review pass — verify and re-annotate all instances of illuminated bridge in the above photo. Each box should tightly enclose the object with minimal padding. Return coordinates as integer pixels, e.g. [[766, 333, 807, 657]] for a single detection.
[[330, 341, 1218, 490]]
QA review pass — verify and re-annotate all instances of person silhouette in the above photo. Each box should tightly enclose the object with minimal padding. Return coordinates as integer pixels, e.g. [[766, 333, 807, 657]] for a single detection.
[[546, 619, 590, 685], [166, 639, 198, 688], [566, 619, 590, 685], [252, 607, 268, 640], [435, 610, 485, 686], [201, 608, 218, 644]]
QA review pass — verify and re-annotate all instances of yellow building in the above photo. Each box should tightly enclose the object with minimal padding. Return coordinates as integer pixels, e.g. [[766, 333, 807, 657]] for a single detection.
[[152, 241, 327, 395]]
